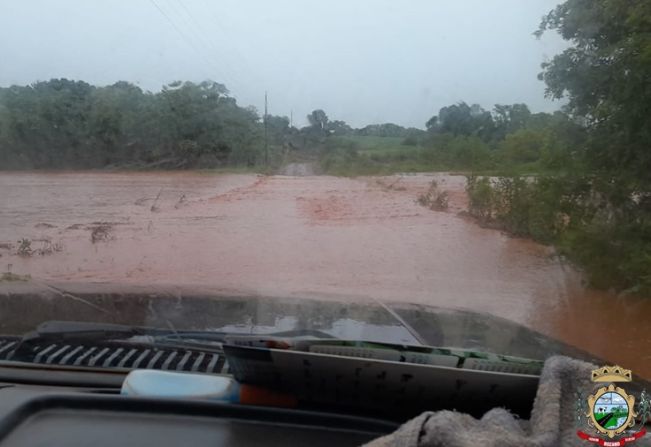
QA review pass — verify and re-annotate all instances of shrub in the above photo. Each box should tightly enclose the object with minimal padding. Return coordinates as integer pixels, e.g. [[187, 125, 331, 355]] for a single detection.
[[465, 174, 651, 294], [16, 238, 32, 256], [402, 135, 418, 146], [417, 180, 449, 211], [466, 175, 494, 223], [497, 129, 545, 164]]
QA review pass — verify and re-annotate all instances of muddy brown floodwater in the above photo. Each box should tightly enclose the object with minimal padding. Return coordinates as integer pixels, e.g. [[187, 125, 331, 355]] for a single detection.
[[1, 171, 650, 379]]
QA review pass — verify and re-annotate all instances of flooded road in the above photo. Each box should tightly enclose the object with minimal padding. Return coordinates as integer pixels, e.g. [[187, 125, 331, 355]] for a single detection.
[[1, 171, 650, 379]]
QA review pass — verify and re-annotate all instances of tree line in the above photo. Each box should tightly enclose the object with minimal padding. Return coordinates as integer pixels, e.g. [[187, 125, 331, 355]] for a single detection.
[[318, 101, 584, 175], [0, 80, 265, 169], [0, 77, 574, 172], [0, 78, 428, 170]]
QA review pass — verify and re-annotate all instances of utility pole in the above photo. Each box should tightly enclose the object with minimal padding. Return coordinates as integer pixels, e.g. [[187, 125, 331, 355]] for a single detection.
[[290, 110, 293, 128], [264, 91, 268, 167]]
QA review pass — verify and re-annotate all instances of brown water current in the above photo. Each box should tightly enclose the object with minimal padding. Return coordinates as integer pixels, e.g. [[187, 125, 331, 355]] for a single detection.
[[1, 171, 649, 379]]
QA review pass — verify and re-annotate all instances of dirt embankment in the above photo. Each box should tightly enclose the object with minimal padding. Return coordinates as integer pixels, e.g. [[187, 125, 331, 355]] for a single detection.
[[0, 171, 649, 379]]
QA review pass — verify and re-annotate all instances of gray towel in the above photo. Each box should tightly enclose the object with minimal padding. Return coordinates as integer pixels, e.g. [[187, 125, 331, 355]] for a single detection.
[[364, 356, 651, 447]]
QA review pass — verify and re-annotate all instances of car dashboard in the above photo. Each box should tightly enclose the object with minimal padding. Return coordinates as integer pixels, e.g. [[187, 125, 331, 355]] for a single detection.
[[0, 377, 396, 447]]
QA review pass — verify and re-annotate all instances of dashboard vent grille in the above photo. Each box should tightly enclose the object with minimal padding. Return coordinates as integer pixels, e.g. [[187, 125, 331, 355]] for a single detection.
[[0, 338, 19, 361], [0, 336, 227, 374]]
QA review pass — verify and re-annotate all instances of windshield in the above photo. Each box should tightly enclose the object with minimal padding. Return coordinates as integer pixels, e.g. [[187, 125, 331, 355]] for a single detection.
[[0, 0, 649, 381]]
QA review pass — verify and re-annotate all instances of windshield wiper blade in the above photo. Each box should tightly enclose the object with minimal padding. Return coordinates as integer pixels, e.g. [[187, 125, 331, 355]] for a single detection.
[[157, 328, 336, 343], [20, 320, 165, 343], [17, 321, 337, 347]]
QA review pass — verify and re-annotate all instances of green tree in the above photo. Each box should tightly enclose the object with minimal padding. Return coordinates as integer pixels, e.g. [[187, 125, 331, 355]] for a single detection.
[[427, 102, 495, 142], [307, 109, 329, 133], [327, 120, 352, 136], [357, 123, 409, 137], [536, 0, 651, 181], [266, 115, 291, 144], [0, 79, 266, 169], [0, 79, 95, 167], [473, 0, 651, 294], [492, 104, 532, 140], [498, 129, 545, 164]]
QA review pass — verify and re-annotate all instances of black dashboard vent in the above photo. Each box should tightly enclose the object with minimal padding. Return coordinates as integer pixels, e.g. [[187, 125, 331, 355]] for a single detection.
[[0, 337, 20, 361], [0, 336, 227, 374]]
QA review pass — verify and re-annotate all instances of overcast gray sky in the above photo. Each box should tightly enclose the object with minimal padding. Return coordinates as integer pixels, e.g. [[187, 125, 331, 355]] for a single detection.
[[0, 0, 566, 128]]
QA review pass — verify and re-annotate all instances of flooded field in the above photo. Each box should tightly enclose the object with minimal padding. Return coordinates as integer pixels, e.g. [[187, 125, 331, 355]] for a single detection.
[[1, 171, 650, 379]]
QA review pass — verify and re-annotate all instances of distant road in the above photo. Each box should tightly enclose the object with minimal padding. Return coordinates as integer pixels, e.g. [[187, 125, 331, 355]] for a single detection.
[[278, 163, 314, 176]]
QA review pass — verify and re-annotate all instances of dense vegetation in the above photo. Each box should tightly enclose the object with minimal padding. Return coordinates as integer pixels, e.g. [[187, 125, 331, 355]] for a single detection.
[[0, 78, 581, 175], [319, 104, 585, 176], [465, 0, 651, 295], [0, 80, 266, 169], [0, 80, 580, 174]]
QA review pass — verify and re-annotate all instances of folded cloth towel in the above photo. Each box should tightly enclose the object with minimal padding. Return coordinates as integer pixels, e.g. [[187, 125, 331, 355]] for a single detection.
[[364, 356, 650, 447]]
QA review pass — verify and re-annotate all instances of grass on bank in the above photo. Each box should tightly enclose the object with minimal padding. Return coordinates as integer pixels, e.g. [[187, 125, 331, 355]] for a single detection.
[[319, 136, 561, 177]]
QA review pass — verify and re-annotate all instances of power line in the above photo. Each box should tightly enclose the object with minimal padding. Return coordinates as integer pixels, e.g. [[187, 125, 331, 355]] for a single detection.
[[167, 0, 240, 91], [175, 0, 204, 34], [149, 0, 194, 51], [151, 0, 266, 115], [148, 0, 234, 89], [196, 0, 264, 91]]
